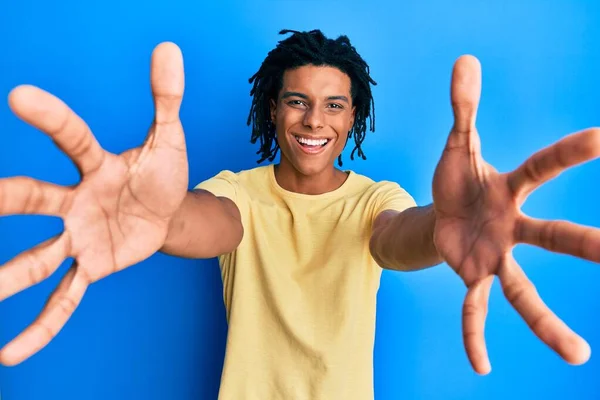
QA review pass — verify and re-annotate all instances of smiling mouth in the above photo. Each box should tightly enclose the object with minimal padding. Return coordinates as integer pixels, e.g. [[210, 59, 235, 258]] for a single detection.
[[294, 135, 331, 148]]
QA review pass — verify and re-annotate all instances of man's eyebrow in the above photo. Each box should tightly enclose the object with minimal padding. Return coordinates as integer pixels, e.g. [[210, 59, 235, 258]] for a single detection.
[[281, 92, 349, 103], [281, 91, 308, 99], [326, 95, 349, 103]]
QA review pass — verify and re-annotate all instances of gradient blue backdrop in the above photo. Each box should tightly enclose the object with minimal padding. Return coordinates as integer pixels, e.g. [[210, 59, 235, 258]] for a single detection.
[[0, 1, 598, 399]]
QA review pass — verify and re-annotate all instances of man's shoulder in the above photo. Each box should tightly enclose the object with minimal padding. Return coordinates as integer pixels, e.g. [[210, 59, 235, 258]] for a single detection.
[[203, 165, 271, 183], [350, 170, 417, 214], [193, 165, 271, 201], [346, 169, 406, 195], [225, 165, 271, 188]]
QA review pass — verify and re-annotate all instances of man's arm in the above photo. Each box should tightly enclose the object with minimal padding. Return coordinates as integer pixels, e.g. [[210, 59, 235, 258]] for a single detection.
[[160, 189, 243, 259], [369, 204, 443, 271]]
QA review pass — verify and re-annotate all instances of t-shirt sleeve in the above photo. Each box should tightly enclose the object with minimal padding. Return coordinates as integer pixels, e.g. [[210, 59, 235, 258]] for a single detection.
[[373, 181, 417, 216], [193, 170, 240, 205]]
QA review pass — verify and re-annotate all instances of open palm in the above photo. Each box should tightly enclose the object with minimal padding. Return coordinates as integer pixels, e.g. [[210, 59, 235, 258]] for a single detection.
[[433, 55, 599, 374], [0, 42, 188, 366]]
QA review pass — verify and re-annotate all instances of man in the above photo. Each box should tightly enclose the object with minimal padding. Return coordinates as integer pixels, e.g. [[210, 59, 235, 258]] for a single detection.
[[0, 29, 597, 399]]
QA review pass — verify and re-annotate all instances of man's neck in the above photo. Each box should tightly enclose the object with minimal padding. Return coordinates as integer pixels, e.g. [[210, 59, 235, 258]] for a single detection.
[[274, 162, 349, 195]]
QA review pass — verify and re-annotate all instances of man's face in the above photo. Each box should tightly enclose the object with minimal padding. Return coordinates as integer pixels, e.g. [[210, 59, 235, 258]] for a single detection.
[[270, 65, 356, 176]]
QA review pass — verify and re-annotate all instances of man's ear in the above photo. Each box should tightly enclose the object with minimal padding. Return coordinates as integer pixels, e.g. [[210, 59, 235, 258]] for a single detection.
[[270, 99, 277, 123]]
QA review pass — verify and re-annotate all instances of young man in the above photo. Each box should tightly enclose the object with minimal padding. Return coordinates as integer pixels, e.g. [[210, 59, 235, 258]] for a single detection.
[[0, 29, 597, 399]]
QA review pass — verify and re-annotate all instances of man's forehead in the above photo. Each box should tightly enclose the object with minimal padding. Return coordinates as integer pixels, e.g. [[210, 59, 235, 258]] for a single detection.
[[281, 65, 352, 93]]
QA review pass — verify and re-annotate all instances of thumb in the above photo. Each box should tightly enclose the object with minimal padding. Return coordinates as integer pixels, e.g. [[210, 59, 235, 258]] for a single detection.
[[151, 42, 185, 125], [450, 55, 481, 136]]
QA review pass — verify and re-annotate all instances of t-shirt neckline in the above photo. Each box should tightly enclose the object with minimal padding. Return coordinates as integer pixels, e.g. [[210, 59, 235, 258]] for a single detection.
[[268, 164, 355, 200]]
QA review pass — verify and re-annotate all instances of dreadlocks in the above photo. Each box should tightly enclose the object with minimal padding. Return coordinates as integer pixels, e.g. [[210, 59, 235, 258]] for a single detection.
[[247, 29, 377, 167]]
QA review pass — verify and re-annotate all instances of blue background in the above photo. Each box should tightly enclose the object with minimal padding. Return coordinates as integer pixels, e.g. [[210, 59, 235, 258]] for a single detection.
[[1, 0, 599, 399]]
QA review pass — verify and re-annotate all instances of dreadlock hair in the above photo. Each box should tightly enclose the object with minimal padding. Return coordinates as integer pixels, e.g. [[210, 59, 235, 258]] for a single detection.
[[247, 29, 377, 167]]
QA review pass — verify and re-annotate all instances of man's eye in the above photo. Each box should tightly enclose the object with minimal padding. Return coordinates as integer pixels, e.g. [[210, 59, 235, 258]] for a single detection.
[[328, 103, 343, 109]]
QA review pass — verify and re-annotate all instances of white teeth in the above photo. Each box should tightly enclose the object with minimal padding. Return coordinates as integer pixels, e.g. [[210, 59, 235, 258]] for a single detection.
[[295, 136, 329, 146]]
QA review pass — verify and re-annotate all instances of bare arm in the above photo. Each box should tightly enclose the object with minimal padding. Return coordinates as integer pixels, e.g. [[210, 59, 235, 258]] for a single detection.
[[369, 204, 443, 271], [160, 189, 243, 259]]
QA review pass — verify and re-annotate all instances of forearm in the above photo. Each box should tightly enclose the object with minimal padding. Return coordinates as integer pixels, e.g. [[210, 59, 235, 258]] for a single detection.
[[370, 204, 443, 271], [160, 189, 243, 259]]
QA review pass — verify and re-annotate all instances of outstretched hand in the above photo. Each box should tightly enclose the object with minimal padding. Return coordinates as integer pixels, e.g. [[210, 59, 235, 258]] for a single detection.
[[432, 55, 599, 375], [0, 42, 189, 366]]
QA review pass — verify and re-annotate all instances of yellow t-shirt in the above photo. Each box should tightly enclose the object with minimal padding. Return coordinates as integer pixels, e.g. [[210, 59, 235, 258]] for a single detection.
[[195, 164, 416, 400]]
